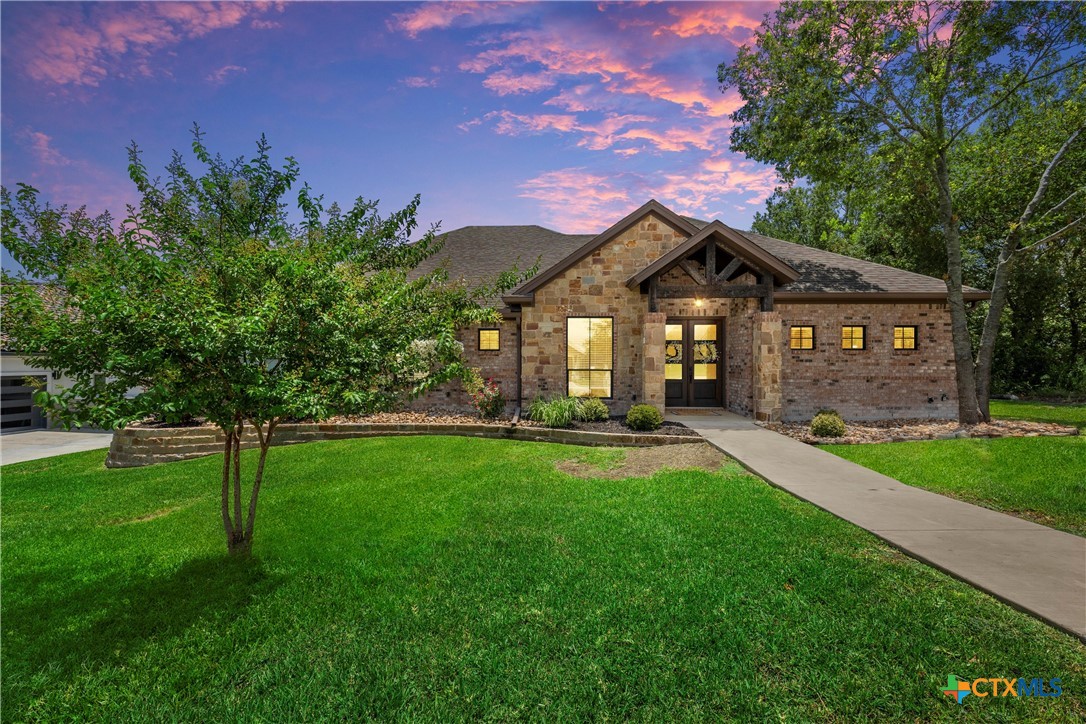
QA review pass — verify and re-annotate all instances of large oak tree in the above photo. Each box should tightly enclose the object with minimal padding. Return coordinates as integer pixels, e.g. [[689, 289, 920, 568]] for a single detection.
[[720, 0, 1085, 422]]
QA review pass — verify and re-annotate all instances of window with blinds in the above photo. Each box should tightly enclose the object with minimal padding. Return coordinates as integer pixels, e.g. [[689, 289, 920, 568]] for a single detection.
[[567, 317, 613, 397]]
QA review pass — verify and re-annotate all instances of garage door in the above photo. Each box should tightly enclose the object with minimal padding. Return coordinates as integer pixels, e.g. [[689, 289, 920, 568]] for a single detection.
[[1, 376, 46, 433]]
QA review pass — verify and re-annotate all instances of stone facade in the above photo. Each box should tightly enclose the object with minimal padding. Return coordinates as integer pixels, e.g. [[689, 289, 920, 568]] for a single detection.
[[753, 312, 783, 422], [519, 213, 690, 413], [411, 210, 961, 423]]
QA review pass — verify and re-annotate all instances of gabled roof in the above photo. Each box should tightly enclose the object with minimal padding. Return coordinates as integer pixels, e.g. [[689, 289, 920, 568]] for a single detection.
[[626, 220, 800, 288], [505, 199, 700, 303], [409, 225, 592, 305], [411, 200, 988, 306]]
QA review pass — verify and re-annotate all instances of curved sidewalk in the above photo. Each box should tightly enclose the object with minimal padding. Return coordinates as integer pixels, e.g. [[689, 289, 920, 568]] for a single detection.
[[671, 410, 1086, 642]]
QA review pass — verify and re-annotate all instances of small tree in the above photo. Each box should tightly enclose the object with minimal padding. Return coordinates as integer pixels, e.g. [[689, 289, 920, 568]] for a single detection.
[[2, 127, 521, 556]]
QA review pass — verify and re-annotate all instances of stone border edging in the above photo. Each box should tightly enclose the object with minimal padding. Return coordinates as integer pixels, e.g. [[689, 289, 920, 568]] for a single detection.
[[106, 422, 695, 468]]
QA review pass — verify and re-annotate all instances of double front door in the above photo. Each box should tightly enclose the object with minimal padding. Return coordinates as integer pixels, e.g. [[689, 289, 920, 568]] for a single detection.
[[664, 319, 724, 407]]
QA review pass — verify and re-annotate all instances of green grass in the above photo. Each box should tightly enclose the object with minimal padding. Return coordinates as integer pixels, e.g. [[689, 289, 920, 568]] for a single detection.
[[822, 436, 1086, 536], [3, 437, 1084, 721], [991, 400, 1086, 429]]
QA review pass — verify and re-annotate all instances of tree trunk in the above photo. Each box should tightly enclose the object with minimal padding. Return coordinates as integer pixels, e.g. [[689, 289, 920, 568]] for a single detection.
[[219, 419, 277, 557], [935, 153, 981, 424], [975, 251, 1015, 421]]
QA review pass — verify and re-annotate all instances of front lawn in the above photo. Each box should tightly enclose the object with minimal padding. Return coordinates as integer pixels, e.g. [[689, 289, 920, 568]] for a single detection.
[[2, 437, 1084, 720], [822, 436, 1086, 536], [991, 399, 1086, 429]]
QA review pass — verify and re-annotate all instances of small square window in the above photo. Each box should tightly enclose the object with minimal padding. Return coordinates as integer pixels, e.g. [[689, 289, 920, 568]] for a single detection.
[[789, 325, 814, 350], [841, 326, 866, 350], [478, 329, 500, 351], [894, 325, 917, 350]]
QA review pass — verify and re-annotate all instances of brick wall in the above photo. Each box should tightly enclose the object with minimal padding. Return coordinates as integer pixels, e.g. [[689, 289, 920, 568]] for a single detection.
[[409, 319, 519, 414], [777, 302, 958, 421]]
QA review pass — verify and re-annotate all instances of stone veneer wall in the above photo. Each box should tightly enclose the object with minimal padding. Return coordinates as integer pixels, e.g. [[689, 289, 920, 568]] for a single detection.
[[641, 312, 667, 412], [752, 312, 783, 422], [519, 213, 690, 414], [776, 302, 958, 421], [107, 422, 694, 468], [409, 319, 519, 414]]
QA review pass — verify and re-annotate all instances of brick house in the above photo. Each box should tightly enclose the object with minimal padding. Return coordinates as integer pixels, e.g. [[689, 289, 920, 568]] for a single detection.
[[411, 200, 988, 422]]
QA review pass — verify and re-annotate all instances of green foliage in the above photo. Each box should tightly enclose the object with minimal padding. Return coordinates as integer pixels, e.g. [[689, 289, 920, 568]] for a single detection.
[[463, 368, 506, 420], [2, 436, 1083, 720], [528, 396, 581, 429], [0, 126, 525, 553], [576, 397, 610, 422], [625, 404, 663, 431], [810, 412, 846, 438], [720, 1, 1086, 420]]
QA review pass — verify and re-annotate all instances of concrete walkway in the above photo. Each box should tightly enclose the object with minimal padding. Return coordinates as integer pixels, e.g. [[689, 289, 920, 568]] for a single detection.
[[668, 409, 1086, 641], [1, 430, 113, 465]]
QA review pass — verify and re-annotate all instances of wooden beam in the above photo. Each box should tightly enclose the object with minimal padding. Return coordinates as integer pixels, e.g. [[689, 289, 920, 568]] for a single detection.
[[678, 260, 707, 285], [657, 283, 767, 299], [717, 256, 744, 282], [648, 275, 658, 312], [761, 273, 775, 311], [705, 239, 716, 282]]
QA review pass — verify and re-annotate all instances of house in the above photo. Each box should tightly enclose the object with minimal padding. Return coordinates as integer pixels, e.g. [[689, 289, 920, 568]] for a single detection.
[[412, 200, 990, 423], [0, 285, 75, 432]]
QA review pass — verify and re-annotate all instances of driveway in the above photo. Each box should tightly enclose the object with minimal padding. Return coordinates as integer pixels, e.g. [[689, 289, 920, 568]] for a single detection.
[[671, 409, 1086, 642], [1, 430, 113, 465]]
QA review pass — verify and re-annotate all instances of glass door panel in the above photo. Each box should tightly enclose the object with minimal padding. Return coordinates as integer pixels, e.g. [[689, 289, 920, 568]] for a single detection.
[[665, 323, 684, 380], [692, 323, 719, 380]]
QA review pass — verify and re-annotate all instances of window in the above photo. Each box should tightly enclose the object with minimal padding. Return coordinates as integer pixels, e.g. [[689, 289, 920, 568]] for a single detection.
[[789, 325, 814, 350], [478, 329, 500, 351], [841, 326, 866, 350], [893, 325, 917, 350], [567, 317, 613, 397]]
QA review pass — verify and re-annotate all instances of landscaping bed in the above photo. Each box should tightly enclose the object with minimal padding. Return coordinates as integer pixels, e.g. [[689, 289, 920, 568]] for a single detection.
[[518, 418, 699, 437], [763, 417, 1079, 445]]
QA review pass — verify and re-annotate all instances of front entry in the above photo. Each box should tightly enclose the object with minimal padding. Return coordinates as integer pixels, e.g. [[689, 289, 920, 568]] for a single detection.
[[664, 319, 724, 407]]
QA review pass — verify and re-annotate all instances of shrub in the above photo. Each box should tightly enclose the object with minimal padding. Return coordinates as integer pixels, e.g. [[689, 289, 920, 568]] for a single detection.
[[529, 396, 581, 428], [810, 411, 846, 437], [577, 397, 610, 422], [626, 404, 663, 431]]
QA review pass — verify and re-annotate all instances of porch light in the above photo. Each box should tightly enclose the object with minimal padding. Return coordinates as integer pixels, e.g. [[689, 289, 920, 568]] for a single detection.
[[694, 297, 704, 308]]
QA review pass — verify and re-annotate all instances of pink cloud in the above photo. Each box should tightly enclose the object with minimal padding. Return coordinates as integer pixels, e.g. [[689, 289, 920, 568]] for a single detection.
[[15, 2, 282, 87], [519, 168, 635, 232], [481, 69, 556, 96], [206, 64, 247, 85], [17, 128, 72, 167], [518, 157, 779, 233], [389, 2, 524, 39], [653, 3, 772, 42], [400, 76, 438, 88]]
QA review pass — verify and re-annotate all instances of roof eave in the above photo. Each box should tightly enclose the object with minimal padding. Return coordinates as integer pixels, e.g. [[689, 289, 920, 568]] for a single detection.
[[774, 290, 991, 303]]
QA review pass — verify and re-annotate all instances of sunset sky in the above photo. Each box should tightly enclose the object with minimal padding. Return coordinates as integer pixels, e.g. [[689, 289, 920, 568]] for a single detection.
[[1, 0, 781, 256]]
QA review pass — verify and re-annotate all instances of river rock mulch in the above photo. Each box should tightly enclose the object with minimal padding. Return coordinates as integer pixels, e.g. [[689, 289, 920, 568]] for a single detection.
[[761, 418, 1080, 445]]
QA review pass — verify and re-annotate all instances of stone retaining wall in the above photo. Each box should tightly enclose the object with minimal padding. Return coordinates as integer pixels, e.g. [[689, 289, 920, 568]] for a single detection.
[[106, 422, 695, 468]]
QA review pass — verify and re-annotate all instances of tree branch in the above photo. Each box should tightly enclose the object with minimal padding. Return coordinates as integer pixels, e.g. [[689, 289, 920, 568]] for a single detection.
[[1016, 216, 1085, 254]]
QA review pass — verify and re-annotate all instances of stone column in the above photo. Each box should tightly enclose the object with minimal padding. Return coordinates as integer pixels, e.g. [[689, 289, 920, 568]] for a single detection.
[[642, 311, 667, 413], [752, 311, 783, 422]]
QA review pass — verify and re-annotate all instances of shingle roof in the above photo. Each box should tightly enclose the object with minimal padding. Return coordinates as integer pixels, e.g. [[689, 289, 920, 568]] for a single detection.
[[409, 225, 593, 304], [416, 211, 986, 305], [685, 216, 985, 298]]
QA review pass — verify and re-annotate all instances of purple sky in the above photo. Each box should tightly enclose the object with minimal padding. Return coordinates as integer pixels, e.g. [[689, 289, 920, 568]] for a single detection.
[[1, 1, 781, 259]]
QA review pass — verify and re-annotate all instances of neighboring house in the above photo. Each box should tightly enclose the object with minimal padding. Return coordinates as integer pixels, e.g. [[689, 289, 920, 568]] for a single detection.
[[0, 285, 73, 432], [412, 199, 989, 422]]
